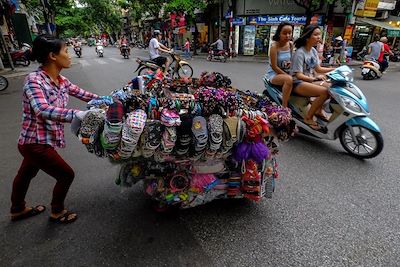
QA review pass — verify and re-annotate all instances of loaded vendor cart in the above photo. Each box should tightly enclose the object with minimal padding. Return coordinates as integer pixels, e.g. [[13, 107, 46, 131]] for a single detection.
[[74, 70, 296, 211]]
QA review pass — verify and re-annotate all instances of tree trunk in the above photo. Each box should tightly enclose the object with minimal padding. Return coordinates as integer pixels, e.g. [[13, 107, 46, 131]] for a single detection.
[[193, 24, 199, 55], [305, 10, 313, 26]]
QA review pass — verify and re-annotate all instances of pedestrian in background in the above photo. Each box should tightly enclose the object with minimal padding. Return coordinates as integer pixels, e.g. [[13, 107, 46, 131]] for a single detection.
[[333, 36, 343, 66], [10, 35, 99, 224], [184, 37, 191, 59]]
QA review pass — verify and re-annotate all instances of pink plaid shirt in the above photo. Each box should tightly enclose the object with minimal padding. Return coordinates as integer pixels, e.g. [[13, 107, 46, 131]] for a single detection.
[[18, 68, 98, 148]]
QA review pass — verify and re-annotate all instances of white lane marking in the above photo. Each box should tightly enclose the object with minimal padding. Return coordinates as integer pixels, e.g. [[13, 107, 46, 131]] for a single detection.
[[95, 59, 107, 65], [109, 58, 124, 63]]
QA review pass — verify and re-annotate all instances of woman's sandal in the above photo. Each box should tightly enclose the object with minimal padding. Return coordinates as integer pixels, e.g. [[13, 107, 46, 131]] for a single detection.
[[304, 120, 321, 130], [11, 205, 46, 221], [49, 211, 77, 224]]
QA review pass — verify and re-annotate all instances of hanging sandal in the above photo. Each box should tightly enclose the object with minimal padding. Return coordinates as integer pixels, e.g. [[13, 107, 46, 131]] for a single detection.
[[49, 210, 77, 224], [11, 205, 46, 221]]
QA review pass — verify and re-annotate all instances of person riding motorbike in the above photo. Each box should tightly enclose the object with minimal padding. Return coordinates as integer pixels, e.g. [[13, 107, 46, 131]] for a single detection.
[[210, 37, 224, 55], [265, 22, 294, 108], [290, 25, 335, 130], [378, 37, 394, 73], [73, 40, 82, 56], [367, 35, 384, 64], [119, 36, 130, 55], [149, 30, 172, 75]]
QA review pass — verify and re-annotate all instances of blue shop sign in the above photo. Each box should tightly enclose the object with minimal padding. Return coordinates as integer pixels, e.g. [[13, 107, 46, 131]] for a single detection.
[[248, 15, 307, 25], [232, 17, 246, 25]]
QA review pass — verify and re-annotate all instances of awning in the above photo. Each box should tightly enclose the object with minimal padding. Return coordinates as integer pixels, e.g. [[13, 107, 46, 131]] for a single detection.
[[357, 17, 400, 37]]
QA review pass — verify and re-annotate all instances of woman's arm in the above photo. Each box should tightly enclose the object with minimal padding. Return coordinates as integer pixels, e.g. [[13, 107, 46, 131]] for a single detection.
[[270, 43, 287, 75], [295, 72, 315, 83], [315, 65, 335, 73], [67, 80, 99, 102]]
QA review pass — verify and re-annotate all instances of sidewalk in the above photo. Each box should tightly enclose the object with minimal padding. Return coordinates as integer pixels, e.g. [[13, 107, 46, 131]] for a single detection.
[[191, 52, 365, 66], [0, 64, 37, 78]]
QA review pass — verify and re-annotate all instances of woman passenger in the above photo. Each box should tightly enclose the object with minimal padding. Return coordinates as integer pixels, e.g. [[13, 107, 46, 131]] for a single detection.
[[265, 22, 294, 107]]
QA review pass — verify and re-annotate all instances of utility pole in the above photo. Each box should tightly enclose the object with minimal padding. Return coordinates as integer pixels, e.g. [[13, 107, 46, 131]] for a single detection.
[[219, 0, 222, 37]]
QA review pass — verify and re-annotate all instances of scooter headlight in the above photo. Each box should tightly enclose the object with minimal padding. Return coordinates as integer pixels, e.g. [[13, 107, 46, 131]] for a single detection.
[[339, 95, 362, 113]]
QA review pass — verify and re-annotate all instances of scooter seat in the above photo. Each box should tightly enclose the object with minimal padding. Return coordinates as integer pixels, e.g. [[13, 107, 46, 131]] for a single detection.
[[266, 79, 302, 97]]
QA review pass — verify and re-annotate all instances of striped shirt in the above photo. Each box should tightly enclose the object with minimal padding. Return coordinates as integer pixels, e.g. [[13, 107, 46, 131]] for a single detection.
[[18, 68, 98, 148]]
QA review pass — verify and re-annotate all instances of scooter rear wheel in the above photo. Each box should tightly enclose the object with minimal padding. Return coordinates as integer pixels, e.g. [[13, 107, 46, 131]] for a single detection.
[[339, 125, 383, 159]]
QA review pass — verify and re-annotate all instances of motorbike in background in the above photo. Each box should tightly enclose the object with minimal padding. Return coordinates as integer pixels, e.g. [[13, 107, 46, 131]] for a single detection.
[[121, 44, 130, 59], [263, 65, 383, 159], [96, 43, 104, 57], [74, 45, 82, 58], [207, 46, 228, 63], [10, 43, 31, 66], [135, 51, 193, 78], [361, 57, 382, 80]]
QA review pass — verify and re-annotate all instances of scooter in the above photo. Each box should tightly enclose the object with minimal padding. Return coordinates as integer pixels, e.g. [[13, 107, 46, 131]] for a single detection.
[[361, 57, 382, 80], [263, 65, 383, 159], [120, 44, 130, 59], [135, 51, 193, 78], [96, 44, 104, 57], [207, 47, 228, 63], [74, 46, 82, 58], [10, 43, 31, 66]]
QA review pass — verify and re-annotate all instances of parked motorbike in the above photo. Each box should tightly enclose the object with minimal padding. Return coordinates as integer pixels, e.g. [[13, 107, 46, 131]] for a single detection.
[[74, 46, 82, 58], [0, 75, 8, 91], [263, 65, 383, 159], [361, 58, 382, 80], [135, 51, 193, 78], [11, 43, 31, 66], [121, 44, 130, 59], [207, 47, 228, 63], [96, 44, 104, 57]]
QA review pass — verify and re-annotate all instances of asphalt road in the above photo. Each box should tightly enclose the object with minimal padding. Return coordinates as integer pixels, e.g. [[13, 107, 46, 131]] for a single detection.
[[0, 47, 399, 266]]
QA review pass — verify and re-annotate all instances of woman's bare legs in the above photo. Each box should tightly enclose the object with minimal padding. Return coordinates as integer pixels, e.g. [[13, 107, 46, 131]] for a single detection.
[[271, 74, 293, 107], [293, 82, 329, 125]]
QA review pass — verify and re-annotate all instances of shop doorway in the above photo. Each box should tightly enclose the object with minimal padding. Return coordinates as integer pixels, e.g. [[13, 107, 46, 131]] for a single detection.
[[255, 26, 270, 55]]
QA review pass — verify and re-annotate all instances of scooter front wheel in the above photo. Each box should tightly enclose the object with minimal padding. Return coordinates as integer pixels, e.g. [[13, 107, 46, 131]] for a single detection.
[[339, 125, 383, 159], [178, 64, 193, 78]]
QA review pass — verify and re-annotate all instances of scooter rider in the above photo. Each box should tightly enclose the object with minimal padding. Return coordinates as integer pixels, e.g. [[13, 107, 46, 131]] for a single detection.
[[119, 35, 130, 55], [149, 30, 172, 74], [211, 36, 224, 54], [290, 25, 335, 130], [378, 36, 393, 73]]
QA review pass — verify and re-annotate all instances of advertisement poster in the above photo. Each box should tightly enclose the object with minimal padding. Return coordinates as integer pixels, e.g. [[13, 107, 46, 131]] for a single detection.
[[243, 25, 256, 55]]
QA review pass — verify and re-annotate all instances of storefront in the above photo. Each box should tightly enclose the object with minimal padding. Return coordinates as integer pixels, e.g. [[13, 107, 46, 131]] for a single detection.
[[352, 17, 400, 55], [234, 15, 320, 56]]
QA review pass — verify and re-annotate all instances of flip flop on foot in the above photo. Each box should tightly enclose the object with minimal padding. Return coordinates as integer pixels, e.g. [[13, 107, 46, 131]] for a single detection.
[[304, 119, 321, 130], [49, 210, 77, 224], [11, 205, 46, 221]]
